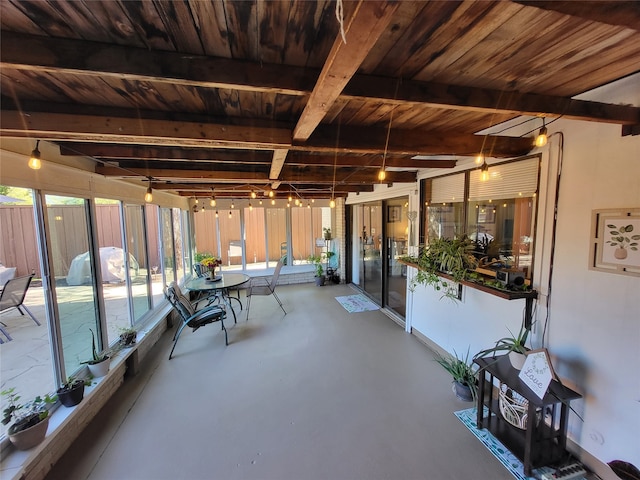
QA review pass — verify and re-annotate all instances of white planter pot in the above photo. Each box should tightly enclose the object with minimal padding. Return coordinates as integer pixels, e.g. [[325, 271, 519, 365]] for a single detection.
[[508, 351, 527, 370], [87, 357, 110, 377], [9, 417, 49, 450]]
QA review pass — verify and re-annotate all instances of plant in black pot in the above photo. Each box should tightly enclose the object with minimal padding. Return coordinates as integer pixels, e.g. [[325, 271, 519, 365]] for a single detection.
[[1, 387, 55, 450], [118, 326, 137, 347], [433, 348, 478, 402], [82, 329, 111, 377], [56, 375, 92, 407]]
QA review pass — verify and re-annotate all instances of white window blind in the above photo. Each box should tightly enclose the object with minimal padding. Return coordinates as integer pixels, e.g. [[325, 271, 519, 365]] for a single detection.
[[430, 173, 465, 204], [469, 158, 538, 201]]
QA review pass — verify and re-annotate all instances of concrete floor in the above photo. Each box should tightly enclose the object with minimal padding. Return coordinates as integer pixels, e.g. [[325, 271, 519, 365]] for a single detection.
[[45, 283, 513, 480]]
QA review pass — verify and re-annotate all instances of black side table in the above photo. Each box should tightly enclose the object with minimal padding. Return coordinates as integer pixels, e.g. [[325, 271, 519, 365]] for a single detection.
[[474, 355, 582, 476]]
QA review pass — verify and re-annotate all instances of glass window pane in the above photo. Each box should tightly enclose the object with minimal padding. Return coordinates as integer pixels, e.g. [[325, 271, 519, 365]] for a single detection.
[[0, 187, 52, 438], [266, 208, 286, 267], [125, 204, 151, 323], [193, 210, 220, 259], [220, 209, 242, 270], [160, 208, 176, 283], [145, 205, 163, 304], [95, 199, 130, 346], [45, 195, 101, 378], [291, 207, 312, 265], [172, 209, 185, 283], [244, 206, 266, 269]]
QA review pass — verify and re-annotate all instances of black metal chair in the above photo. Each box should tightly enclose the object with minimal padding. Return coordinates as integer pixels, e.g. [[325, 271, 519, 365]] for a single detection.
[[245, 259, 286, 320], [164, 282, 227, 359], [0, 274, 40, 342]]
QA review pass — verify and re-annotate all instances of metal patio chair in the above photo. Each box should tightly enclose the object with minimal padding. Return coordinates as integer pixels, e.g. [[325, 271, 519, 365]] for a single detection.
[[164, 282, 227, 359], [245, 259, 287, 320], [0, 274, 41, 342]]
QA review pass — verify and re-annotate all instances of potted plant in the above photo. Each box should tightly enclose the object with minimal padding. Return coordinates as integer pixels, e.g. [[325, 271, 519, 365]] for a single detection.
[[118, 326, 137, 347], [408, 236, 478, 301], [1, 388, 55, 450], [308, 254, 325, 286], [200, 256, 223, 278], [434, 349, 478, 402], [473, 319, 532, 370], [57, 375, 89, 407], [82, 329, 110, 377], [323, 227, 332, 240]]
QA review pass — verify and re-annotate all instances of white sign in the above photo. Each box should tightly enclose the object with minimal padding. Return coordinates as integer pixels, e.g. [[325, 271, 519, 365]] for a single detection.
[[518, 350, 552, 399]]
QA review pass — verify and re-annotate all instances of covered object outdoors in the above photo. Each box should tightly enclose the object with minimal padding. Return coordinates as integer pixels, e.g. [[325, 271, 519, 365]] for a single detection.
[[66, 247, 139, 286]]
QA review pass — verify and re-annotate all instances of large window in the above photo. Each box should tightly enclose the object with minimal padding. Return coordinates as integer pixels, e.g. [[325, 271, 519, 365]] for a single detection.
[[124, 204, 151, 324], [421, 156, 540, 278]]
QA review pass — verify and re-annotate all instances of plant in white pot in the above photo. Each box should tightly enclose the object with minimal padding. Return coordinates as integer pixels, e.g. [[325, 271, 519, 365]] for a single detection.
[[434, 349, 478, 402], [473, 320, 532, 370], [82, 329, 111, 377], [1, 388, 55, 450], [308, 254, 325, 286]]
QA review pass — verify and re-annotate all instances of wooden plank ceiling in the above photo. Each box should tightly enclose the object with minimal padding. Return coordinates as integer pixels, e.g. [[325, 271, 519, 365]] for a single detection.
[[1, 0, 639, 200]]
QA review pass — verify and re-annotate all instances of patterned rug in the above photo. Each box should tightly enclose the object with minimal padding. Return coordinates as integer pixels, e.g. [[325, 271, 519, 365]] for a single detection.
[[454, 408, 586, 480], [335, 294, 379, 313]]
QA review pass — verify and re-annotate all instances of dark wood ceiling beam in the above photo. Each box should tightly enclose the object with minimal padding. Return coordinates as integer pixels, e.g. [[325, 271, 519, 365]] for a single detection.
[[512, 1, 640, 31], [286, 153, 457, 169], [59, 143, 273, 163], [269, 149, 288, 180], [0, 31, 316, 96], [3, 32, 638, 126], [292, 0, 400, 141], [2, 108, 531, 157], [97, 166, 416, 184], [170, 183, 374, 194], [344, 76, 640, 125]]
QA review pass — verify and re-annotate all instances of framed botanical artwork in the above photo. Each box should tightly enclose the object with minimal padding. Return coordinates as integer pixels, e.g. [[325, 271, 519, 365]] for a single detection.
[[388, 205, 401, 223], [589, 208, 640, 277]]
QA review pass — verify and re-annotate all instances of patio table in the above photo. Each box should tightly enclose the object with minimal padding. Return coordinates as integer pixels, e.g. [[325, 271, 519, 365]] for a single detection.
[[185, 273, 250, 323]]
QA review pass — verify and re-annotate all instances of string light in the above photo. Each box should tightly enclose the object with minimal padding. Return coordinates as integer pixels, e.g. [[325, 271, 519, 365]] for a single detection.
[[480, 161, 490, 182], [210, 189, 216, 207], [259, 199, 263, 205], [215, 210, 219, 218], [249, 202, 253, 211], [475, 153, 484, 165], [329, 199, 336, 208], [144, 176, 153, 202], [28, 140, 42, 170], [251, 190, 257, 199], [231, 199, 235, 209], [268, 190, 274, 198], [535, 118, 548, 147], [271, 199, 276, 205]]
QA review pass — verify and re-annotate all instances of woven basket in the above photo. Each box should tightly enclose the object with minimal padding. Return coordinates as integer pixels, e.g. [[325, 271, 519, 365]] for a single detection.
[[498, 382, 530, 430]]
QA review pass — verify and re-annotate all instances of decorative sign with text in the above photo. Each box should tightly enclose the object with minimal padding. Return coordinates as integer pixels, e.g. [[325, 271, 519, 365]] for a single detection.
[[519, 350, 553, 399]]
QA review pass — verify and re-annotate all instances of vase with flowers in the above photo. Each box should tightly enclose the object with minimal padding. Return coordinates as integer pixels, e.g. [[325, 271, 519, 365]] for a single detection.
[[200, 256, 223, 279]]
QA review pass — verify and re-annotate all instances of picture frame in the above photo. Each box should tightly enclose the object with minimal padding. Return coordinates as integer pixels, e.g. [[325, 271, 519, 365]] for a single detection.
[[388, 205, 401, 223], [589, 208, 640, 277]]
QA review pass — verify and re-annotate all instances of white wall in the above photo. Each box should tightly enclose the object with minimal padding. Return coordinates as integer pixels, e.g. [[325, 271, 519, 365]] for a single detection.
[[408, 74, 640, 471]]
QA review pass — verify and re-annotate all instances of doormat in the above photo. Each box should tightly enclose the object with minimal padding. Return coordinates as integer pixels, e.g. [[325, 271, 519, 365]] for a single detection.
[[454, 408, 586, 480], [335, 294, 379, 313]]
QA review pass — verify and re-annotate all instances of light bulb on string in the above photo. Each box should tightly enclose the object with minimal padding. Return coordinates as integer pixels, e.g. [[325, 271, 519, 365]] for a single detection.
[[28, 140, 42, 170], [251, 191, 257, 199], [378, 169, 386, 181], [271, 199, 276, 205], [475, 153, 484, 165], [480, 162, 490, 182], [330, 198, 336, 209], [259, 199, 263, 205], [215, 210, 219, 218], [535, 118, 548, 147], [249, 202, 253, 211]]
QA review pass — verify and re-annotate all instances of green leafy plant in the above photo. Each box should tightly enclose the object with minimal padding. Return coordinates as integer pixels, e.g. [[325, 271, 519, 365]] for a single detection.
[[194, 252, 214, 263], [118, 326, 137, 346], [474, 320, 531, 359], [408, 236, 478, 301], [82, 329, 109, 365], [433, 348, 478, 401], [1, 388, 55, 435], [308, 255, 324, 277]]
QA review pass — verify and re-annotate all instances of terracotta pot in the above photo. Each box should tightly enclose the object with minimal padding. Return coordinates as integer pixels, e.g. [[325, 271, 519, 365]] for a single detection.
[[9, 417, 49, 450], [87, 357, 110, 377]]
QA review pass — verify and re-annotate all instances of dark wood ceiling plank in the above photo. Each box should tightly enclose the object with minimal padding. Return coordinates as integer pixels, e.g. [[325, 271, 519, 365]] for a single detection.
[[0, 1, 44, 35], [187, 0, 230, 57], [7, 0, 81, 39], [223, 0, 259, 60], [292, 0, 400, 141], [514, 1, 640, 31], [167, 183, 374, 193], [155, 0, 205, 54], [282, 0, 331, 67], [118, 0, 175, 51], [255, 0, 289, 64], [1, 69, 70, 104]]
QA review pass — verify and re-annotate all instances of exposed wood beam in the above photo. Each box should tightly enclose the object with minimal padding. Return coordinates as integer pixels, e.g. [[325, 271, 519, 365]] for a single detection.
[[3, 32, 638, 126], [97, 166, 416, 184], [292, 0, 400, 141], [286, 154, 457, 169], [2, 109, 531, 157], [269, 149, 289, 180], [59, 143, 273, 163], [344, 76, 640, 125], [513, 1, 640, 31], [0, 31, 316, 96], [167, 183, 374, 194]]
